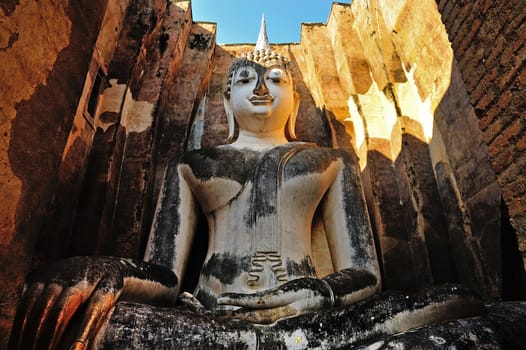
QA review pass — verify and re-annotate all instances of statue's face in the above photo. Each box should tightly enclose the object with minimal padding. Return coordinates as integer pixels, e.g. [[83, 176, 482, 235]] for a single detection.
[[229, 62, 295, 135]]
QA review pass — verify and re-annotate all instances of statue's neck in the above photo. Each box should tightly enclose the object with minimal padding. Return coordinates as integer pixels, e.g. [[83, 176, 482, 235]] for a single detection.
[[231, 130, 289, 150]]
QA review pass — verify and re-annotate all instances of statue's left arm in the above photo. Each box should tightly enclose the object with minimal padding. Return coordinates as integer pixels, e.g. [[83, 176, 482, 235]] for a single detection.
[[319, 149, 381, 306]]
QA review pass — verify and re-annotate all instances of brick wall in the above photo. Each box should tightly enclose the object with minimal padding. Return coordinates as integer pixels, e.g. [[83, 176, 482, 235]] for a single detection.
[[436, 1, 526, 267]]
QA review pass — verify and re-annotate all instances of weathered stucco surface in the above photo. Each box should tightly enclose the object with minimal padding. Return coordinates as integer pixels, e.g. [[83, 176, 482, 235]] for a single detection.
[[0, 0, 107, 343], [0, 0, 71, 245]]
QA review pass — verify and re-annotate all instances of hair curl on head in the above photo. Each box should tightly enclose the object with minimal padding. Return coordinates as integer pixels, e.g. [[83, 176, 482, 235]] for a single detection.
[[224, 49, 291, 98]]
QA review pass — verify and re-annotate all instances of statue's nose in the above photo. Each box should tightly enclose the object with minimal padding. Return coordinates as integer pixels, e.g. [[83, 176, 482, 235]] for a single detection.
[[253, 77, 269, 96]]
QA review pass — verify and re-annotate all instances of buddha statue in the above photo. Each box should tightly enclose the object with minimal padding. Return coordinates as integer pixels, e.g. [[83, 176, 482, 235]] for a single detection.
[[9, 22, 486, 350]]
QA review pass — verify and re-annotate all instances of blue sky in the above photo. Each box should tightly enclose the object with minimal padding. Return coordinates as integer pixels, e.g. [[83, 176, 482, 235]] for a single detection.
[[191, 0, 341, 44]]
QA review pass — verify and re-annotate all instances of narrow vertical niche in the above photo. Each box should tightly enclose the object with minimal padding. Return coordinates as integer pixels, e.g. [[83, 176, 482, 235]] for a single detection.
[[84, 68, 106, 126]]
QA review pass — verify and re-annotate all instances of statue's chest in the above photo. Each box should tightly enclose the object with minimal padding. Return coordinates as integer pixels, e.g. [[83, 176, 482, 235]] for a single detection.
[[185, 145, 337, 182], [183, 146, 338, 213]]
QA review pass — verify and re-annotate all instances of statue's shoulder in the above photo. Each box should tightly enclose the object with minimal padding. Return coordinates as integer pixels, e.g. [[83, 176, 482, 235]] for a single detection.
[[175, 145, 261, 182], [294, 145, 361, 176]]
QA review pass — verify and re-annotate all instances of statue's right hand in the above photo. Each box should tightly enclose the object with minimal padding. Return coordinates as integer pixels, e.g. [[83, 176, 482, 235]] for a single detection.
[[8, 256, 178, 350]]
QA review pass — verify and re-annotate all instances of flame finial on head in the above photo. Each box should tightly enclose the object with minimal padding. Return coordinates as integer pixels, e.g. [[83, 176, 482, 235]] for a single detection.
[[255, 14, 270, 52]]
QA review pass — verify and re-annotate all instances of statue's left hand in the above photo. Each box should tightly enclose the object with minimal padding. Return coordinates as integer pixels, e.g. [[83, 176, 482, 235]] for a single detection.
[[217, 277, 334, 324]]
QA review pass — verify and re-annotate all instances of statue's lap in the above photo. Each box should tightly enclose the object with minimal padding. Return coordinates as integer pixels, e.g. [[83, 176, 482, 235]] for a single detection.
[[101, 284, 493, 349]]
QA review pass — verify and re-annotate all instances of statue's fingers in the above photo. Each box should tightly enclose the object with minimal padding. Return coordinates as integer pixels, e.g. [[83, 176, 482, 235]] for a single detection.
[[218, 288, 296, 309], [35, 287, 85, 350], [232, 305, 297, 324], [8, 283, 45, 350], [67, 281, 121, 350], [20, 283, 63, 350]]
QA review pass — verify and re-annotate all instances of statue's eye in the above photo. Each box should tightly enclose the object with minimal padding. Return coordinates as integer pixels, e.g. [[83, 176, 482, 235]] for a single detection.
[[267, 69, 287, 84], [235, 77, 253, 85], [234, 69, 256, 85]]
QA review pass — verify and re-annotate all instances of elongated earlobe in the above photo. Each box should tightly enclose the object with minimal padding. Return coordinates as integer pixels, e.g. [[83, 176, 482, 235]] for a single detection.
[[287, 91, 300, 140], [223, 95, 235, 140]]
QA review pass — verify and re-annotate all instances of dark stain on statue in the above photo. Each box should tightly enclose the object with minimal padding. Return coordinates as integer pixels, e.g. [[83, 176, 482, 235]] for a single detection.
[[194, 288, 217, 310], [338, 150, 376, 267], [283, 147, 338, 177], [323, 268, 377, 304], [148, 158, 181, 269], [183, 147, 260, 184], [247, 144, 302, 225], [188, 33, 210, 51], [252, 178, 277, 221], [200, 253, 251, 285], [286, 256, 316, 277]]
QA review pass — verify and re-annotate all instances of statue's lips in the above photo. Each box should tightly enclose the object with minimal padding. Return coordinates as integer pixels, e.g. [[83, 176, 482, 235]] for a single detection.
[[249, 95, 275, 104]]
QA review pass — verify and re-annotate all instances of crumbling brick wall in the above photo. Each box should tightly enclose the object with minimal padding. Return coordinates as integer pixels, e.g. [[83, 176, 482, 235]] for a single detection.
[[437, 0, 526, 270]]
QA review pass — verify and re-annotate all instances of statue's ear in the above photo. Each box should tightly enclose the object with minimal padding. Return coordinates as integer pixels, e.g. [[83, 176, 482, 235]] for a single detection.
[[223, 93, 235, 140], [287, 91, 300, 140]]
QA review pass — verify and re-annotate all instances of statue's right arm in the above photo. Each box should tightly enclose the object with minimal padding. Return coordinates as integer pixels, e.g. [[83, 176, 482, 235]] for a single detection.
[[9, 156, 198, 350]]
